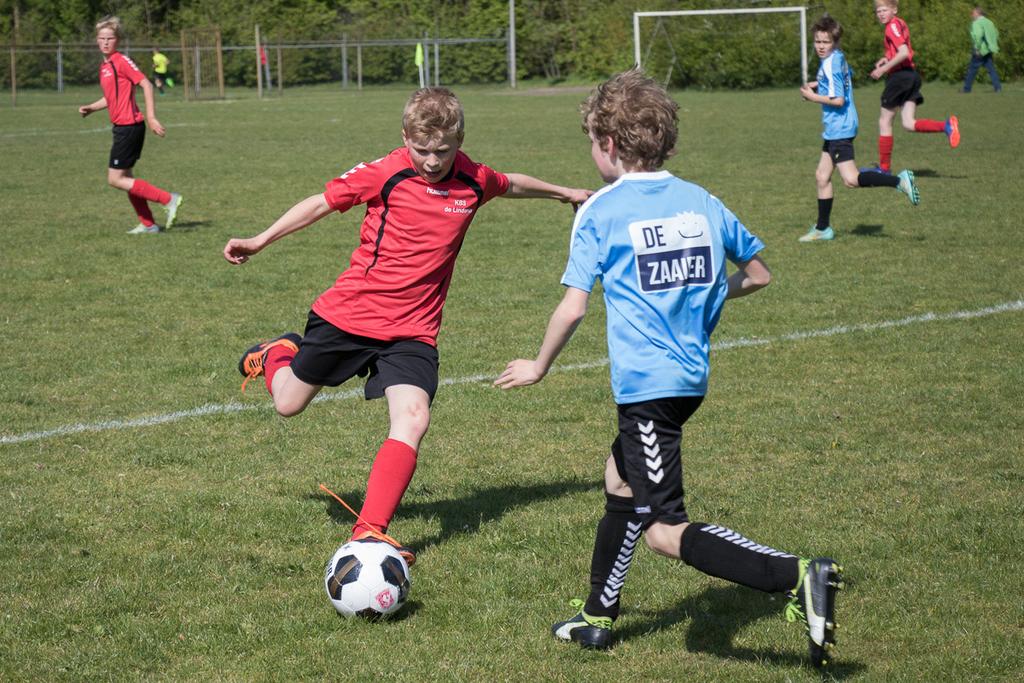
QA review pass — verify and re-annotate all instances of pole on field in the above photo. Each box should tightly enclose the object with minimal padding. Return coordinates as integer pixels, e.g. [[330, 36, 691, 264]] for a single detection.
[[434, 39, 439, 86], [799, 8, 808, 85], [341, 33, 349, 89], [11, 4, 18, 107], [180, 30, 190, 101], [216, 30, 225, 98], [57, 39, 63, 93], [357, 43, 363, 90], [276, 44, 283, 94], [508, 0, 516, 88], [255, 24, 263, 98]]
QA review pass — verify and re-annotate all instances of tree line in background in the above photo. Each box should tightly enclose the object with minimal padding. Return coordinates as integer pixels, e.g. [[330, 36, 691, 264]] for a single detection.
[[1, 0, 1020, 89]]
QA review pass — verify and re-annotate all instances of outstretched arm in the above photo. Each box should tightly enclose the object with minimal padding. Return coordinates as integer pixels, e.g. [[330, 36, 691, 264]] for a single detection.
[[223, 193, 334, 264], [503, 173, 592, 206], [494, 286, 589, 389], [725, 254, 771, 300], [78, 97, 107, 117]]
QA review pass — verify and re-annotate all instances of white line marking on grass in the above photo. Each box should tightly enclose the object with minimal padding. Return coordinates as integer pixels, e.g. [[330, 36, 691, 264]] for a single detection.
[[1, 123, 202, 139], [3, 299, 1022, 446]]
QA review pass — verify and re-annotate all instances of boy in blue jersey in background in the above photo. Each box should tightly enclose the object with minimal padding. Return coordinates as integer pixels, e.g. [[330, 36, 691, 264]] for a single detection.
[[495, 69, 844, 669], [799, 15, 918, 243]]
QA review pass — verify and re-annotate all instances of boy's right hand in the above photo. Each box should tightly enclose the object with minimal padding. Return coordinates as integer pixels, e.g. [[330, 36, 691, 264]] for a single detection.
[[223, 237, 263, 264], [78, 105, 91, 117], [494, 359, 546, 389]]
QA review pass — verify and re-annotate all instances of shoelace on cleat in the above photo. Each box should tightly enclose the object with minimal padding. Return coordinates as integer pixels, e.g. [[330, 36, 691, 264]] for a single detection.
[[319, 483, 409, 551], [567, 599, 613, 630], [240, 355, 264, 393], [784, 596, 805, 624]]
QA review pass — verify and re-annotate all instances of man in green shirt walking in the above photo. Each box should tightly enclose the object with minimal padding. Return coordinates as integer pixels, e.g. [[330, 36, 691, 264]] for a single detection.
[[962, 6, 1001, 93]]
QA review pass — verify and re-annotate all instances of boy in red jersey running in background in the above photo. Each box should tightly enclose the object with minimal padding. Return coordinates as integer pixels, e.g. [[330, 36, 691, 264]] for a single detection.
[[223, 87, 591, 566], [78, 16, 182, 234], [869, 0, 959, 174]]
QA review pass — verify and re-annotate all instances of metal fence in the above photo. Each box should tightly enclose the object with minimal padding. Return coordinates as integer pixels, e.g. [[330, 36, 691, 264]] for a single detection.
[[3, 32, 511, 104]]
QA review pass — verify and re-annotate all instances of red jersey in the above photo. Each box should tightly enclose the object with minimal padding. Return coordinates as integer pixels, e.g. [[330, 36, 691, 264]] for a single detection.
[[313, 147, 510, 346], [99, 52, 145, 125], [883, 17, 916, 72]]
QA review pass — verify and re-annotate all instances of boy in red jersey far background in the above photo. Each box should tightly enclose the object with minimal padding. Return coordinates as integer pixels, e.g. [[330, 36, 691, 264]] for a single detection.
[[78, 16, 182, 234], [223, 87, 591, 566], [868, 0, 959, 174]]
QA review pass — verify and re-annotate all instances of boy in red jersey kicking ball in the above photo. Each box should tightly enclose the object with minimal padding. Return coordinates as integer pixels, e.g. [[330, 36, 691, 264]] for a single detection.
[[223, 87, 591, 566], [78, 16, 182, 234], [869, 0, 959, 174]]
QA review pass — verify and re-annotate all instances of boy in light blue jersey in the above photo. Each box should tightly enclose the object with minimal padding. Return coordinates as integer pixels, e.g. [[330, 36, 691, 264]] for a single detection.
[[798, 15, 919, 243], [495, 70, 843, 669]]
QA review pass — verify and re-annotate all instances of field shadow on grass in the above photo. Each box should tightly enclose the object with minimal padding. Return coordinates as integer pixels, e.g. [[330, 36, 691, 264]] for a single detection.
[[312, 478, 596, 553], [165, 219, 208, 232], [911, 168, 967, 180], [618, 584, 865, 677], [850, 224, 886, 237]]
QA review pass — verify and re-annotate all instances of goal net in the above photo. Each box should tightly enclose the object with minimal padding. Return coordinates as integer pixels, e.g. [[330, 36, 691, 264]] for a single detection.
[[633, 7, 808, 89], [180, 27, 225, 100]]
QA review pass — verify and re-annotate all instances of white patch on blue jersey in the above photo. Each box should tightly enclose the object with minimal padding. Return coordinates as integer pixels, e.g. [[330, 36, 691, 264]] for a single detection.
[[628, 212, 714, 293]]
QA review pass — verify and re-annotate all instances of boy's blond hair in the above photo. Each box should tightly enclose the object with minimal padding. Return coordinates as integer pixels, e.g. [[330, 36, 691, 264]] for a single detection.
[[402, 87, 465, 142], [95, 15, 123, 38], [875, 0, 898, 9], [581, 69, 678, 171]]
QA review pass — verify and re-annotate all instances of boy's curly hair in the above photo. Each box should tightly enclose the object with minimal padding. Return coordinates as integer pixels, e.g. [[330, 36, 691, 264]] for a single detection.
[[581, 69, 678, 171], [95, 15, 123, 39], [403, 87, 465, 142]]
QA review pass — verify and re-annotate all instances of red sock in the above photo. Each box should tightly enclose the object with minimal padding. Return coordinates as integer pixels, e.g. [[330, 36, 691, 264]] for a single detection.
[[128, 194, 155, 226], [353, 439, 418, 537], [129, 178, 172, 205], [914, 119, 946, 133], [879, 135, 894, 173], [263, 344, 296, 394]]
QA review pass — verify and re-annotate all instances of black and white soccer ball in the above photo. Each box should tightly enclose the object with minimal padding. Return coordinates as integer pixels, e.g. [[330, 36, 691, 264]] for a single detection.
[[324, 539, 411, 619]]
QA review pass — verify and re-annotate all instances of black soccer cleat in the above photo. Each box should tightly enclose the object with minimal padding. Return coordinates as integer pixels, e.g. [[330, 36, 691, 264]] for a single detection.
[[786, 557, 844, 668], [551, 599, 613, 650]]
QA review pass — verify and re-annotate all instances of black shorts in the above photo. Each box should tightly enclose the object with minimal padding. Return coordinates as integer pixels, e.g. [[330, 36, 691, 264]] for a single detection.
[[109, 123, 145, 169], [881, 68, 924, 109], [291, 311, 440, 402], [822, 138, 856, 164], [611, 396, 704, 528]]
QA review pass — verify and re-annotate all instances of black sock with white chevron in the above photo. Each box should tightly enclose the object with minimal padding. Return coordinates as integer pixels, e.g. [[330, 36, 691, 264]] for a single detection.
[[583, 493, 643, 620], [680, 522, 800, 593]]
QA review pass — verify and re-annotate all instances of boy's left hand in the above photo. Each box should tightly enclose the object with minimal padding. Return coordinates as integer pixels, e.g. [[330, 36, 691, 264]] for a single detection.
[[147, 115, 166, 137], [563, 188, 593, 211], [494, 359, 545, 389]]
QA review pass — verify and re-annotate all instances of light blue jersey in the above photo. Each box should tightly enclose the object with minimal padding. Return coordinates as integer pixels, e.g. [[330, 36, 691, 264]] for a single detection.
[[561, 171, 764, 404], [818, 49, 858, 140]]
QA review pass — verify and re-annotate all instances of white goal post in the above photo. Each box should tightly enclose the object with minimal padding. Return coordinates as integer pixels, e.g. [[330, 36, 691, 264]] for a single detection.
[[633, 6, 809, 86]]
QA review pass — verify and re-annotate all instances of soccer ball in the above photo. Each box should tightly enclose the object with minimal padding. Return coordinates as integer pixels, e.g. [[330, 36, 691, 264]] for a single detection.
[[324, 539, 411, 619]]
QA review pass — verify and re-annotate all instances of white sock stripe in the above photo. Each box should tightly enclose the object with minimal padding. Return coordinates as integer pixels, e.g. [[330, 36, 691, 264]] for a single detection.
[[700, 525, 794, 558]]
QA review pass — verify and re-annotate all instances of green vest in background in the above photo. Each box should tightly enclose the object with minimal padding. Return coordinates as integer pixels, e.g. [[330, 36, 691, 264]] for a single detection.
[[153, 52, 169, 74], [971, 16, 999, 56]]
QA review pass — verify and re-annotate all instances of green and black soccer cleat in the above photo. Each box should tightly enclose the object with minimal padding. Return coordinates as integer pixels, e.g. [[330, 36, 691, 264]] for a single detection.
[[551, 599, 613, 650], [786, 557, 844, 668]]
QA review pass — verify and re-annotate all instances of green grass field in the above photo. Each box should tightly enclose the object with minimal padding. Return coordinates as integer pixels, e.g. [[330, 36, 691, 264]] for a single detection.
[[2, 80, 1022, 681]]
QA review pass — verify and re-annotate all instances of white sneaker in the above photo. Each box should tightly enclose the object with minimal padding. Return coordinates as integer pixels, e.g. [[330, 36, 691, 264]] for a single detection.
[[164, 193, 183, 230], [127, 223, 163, 234]]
